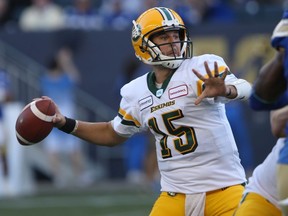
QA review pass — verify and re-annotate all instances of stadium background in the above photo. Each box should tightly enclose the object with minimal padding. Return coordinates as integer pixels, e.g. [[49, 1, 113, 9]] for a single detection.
[[0, 1, 284, 215], [0, 20, 278, 164]]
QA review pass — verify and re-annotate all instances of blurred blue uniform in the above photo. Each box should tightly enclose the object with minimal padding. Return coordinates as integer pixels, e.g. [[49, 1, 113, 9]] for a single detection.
[[225, 101, 254, 171], [249, 10, 288, 165], [123, 133, 149, 173], [0, 69, 10, 145]]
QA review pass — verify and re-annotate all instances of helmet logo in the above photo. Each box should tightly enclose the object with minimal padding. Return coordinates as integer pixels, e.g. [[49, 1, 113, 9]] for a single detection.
[[162, 19, 179, 26], [132, 20, 141, 42]]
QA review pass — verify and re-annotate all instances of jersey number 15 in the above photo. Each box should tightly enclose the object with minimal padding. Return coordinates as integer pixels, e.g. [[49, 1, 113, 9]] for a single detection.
[[148, 109, 198, 159]]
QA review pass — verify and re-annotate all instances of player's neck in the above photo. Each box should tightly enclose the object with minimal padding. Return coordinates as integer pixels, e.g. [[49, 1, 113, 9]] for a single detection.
[[153, 66, 175, 84]]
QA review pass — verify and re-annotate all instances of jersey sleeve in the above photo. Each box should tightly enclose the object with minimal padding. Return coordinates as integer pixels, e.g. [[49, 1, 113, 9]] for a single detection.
[[249, 90, 288, 110], [111, 80, 145, 137]]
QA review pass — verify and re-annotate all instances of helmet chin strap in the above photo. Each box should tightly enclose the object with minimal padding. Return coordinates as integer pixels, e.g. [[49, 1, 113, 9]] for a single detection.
[[161, 59, 184, 69], [140, 57, 183, 69]]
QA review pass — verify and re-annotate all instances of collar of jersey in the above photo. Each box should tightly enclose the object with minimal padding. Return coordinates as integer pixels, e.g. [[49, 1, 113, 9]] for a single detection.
[[147, 71, 174, 98]]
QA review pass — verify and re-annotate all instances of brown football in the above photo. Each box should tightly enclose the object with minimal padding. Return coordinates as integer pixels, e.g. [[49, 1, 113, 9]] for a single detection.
[[15, 99, 56, 146]]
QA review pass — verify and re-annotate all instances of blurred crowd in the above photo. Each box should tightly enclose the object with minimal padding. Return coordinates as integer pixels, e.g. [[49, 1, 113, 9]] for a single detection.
[[0, 0, 285, 32], [0, 0, 284, 193]]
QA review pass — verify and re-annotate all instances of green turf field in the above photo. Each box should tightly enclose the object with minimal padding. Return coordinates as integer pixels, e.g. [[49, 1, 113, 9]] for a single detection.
[[0, 181, 158, 216]]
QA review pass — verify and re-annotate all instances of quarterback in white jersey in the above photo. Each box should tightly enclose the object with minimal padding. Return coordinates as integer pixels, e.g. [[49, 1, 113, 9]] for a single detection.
[[113, 53, 247, 194], [49, 7, 252, 216]]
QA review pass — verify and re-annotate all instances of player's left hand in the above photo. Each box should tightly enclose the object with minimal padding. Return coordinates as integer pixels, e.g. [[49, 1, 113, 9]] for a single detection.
[[192, 61, 228, 105]]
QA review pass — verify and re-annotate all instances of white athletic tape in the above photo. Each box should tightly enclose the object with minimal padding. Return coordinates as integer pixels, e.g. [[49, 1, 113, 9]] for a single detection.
[[279, 198, 288, 206], [30, 100, 55, 122], [15, 131, 34, 145]]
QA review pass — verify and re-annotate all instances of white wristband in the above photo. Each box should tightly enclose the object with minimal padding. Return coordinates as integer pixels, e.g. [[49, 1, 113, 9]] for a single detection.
[[231, 79, 252, 100]]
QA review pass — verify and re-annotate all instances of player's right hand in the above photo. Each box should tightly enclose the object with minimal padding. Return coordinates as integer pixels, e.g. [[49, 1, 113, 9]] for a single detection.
[[192, 61, 227, 105], [40, 96, 65, 128]]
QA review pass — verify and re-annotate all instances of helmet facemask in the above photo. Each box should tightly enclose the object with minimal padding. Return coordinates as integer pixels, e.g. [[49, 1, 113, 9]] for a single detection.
[[142, 27, 192, 69]]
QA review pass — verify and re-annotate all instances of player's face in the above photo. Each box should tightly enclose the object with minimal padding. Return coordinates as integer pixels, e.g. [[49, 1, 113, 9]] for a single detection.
[[152, 31, 181, 57]]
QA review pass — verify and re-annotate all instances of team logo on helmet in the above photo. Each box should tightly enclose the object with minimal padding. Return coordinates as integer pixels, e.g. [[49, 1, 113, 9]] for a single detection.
[[132, 21, 141, 42]]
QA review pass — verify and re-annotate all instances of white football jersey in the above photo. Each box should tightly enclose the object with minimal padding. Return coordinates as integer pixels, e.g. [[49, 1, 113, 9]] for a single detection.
[[112, 54, 247, 194], [244, 138, 285, 209]]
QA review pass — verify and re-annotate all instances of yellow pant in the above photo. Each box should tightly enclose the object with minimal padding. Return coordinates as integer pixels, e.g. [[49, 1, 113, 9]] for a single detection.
[[149, 184, 244, 216], [233, 192, 281, 216]]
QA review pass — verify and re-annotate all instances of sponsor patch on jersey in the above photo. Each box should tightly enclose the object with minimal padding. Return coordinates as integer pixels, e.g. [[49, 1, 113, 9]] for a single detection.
[[169, 84, 188, 99], [139, 95, 153, 111]]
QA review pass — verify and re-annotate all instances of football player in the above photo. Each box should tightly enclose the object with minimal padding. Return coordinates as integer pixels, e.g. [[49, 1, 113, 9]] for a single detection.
[[49, 7, 252, 215], [249, 10, 288, 216], [233, 106, 288, 216]]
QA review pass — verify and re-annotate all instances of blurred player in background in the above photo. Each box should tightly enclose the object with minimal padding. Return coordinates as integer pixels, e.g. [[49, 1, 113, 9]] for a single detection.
[[233, 105, 288, 216], [18, 0, 64, 32], [40, 47, 86, 188], [0, 68, 12, 191], [249, 10, 288, 215], [46, 7, 252, 215]]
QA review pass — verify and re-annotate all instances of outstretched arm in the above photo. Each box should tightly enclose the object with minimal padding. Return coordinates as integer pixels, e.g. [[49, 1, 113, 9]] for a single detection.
[[250, 17, 288, 111], [253, 50, 286, 101], [69, 120, 128, 147], [48, 96, 128, 147]]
